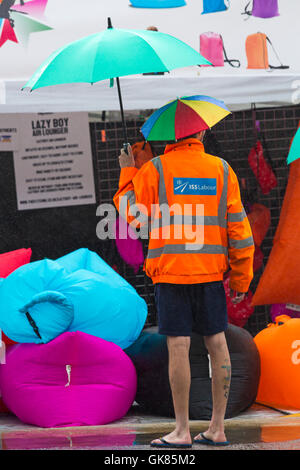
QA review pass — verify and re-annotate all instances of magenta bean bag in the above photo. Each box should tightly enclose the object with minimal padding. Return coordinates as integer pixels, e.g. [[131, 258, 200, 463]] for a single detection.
[[0, 331, 137, 428], [270, 303, 300, 322]]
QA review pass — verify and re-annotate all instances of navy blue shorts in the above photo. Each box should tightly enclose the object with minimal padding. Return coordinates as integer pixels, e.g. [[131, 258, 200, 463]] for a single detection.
[[154, 281, 228, 337]]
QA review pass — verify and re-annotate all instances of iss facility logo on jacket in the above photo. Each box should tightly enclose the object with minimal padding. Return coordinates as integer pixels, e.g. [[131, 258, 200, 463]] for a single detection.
[[174, 177, 217, 195]]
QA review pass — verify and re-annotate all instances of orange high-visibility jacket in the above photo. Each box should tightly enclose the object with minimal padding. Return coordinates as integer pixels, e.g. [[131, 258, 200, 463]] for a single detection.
[[114, 139, 254, 292]]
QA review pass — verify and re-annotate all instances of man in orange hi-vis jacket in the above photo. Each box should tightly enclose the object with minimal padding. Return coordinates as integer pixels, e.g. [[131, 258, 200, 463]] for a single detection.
[[114, 131, 254, 448]]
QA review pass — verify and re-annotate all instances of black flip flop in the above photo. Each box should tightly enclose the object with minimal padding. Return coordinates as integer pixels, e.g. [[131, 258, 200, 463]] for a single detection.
[[150, 438, 192, 449], [194, 432, 229, 446]]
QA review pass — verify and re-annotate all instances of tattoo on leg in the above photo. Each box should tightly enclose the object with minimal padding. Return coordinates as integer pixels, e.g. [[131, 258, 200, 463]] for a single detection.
[[221, 362, 231, 399]]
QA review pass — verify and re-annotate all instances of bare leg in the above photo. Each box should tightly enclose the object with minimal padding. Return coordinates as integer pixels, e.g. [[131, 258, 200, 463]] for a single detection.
[[151, 336, 192, 446], [194, 332, 231, 443]]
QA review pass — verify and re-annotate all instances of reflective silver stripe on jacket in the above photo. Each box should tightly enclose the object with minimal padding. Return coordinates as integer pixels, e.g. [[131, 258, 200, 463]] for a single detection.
[[228, 207, 247, 223], [151, 214, 205, 230], [228, 236, 254, 249], [119, 189, 137, 223], [151, 157, 169, 206], [147, 244, 228, 259], [218, 159, 229, 229], [124, 189, 136, 206]]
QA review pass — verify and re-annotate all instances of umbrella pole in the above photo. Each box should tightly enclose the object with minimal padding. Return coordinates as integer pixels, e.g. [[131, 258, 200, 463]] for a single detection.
[[107, 19, 129, 151], [116, 76, 129, 152]]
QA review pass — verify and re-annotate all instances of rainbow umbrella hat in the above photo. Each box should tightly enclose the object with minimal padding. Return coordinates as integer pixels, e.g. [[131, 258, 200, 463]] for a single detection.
[[141, 95, 231, 141]]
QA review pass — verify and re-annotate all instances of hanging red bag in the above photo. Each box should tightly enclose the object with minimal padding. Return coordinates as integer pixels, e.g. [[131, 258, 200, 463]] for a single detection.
[[248, 140, 278, 194], [253, 244, 264, 272]]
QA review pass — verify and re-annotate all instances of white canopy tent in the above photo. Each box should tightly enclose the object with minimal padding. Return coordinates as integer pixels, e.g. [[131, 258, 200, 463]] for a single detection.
[[0, 0, 299, 113], [3, 70, 300, 113]]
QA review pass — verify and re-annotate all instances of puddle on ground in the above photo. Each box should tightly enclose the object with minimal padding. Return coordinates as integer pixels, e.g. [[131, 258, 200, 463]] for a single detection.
[[1, 423, 300, 450]]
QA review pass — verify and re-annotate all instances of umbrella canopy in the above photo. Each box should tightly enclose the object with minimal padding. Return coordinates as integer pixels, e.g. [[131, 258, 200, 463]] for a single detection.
[[23, 18, 211, 145], [141, 95, 231, 141], [287, 124, 300, 165], [23, 22, 210, 90]]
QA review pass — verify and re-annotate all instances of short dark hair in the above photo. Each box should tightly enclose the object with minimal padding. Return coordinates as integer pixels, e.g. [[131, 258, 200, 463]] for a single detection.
[[180, 132, 200, 140], [175, 131, 204, 143]]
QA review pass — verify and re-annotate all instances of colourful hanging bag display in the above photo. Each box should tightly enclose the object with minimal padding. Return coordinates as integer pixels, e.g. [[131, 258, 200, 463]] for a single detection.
[[242, 0, 279, 19], [202, 0, 229, 14], [246, 33, 289, 70], [248, 141, 278, 195], [247, 117, 278, 195], [200, 32, 240, 67]]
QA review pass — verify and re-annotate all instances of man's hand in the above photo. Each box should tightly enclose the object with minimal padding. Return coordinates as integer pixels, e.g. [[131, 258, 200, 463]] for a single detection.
[[119, 144, 135, 168], [230, 289, 246, 304]]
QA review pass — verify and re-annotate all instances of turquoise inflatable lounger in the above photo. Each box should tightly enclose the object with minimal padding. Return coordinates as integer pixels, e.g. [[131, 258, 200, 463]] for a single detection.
[[0, 248, 147, 350], [130, 0, 186, 8]]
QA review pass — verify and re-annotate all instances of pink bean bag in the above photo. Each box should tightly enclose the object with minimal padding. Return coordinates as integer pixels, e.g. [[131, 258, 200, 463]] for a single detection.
[[0, 248, 32, 413], [0, 331, 137, 428]]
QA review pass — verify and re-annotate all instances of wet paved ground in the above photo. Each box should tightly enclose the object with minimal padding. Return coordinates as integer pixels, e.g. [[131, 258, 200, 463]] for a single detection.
[[1, 404, 300, 451]]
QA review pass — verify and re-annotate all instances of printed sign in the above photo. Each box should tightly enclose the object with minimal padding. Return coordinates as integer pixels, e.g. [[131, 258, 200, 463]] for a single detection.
[[0, 114, 18, 150], [13, 112, 96, 210]]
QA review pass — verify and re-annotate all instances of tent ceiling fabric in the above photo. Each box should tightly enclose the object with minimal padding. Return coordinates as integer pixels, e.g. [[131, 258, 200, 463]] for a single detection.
[[1, 71, 299, 113]]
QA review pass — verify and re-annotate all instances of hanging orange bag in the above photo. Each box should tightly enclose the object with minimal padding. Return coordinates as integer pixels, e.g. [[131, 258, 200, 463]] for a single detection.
[[247, 203, 271, 247], [246, 32, 289, 70]]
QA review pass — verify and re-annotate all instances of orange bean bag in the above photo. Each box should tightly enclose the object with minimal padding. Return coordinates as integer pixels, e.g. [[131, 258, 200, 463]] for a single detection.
[[252, 159, 300, 305], [254, 315, 300, 410]]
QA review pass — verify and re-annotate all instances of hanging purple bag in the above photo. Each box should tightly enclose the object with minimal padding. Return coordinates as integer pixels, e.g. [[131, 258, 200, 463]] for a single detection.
[[243, 0, 279, 19]]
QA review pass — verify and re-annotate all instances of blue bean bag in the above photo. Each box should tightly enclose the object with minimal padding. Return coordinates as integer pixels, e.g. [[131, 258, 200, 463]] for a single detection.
[[0, 249, 147, 349]]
